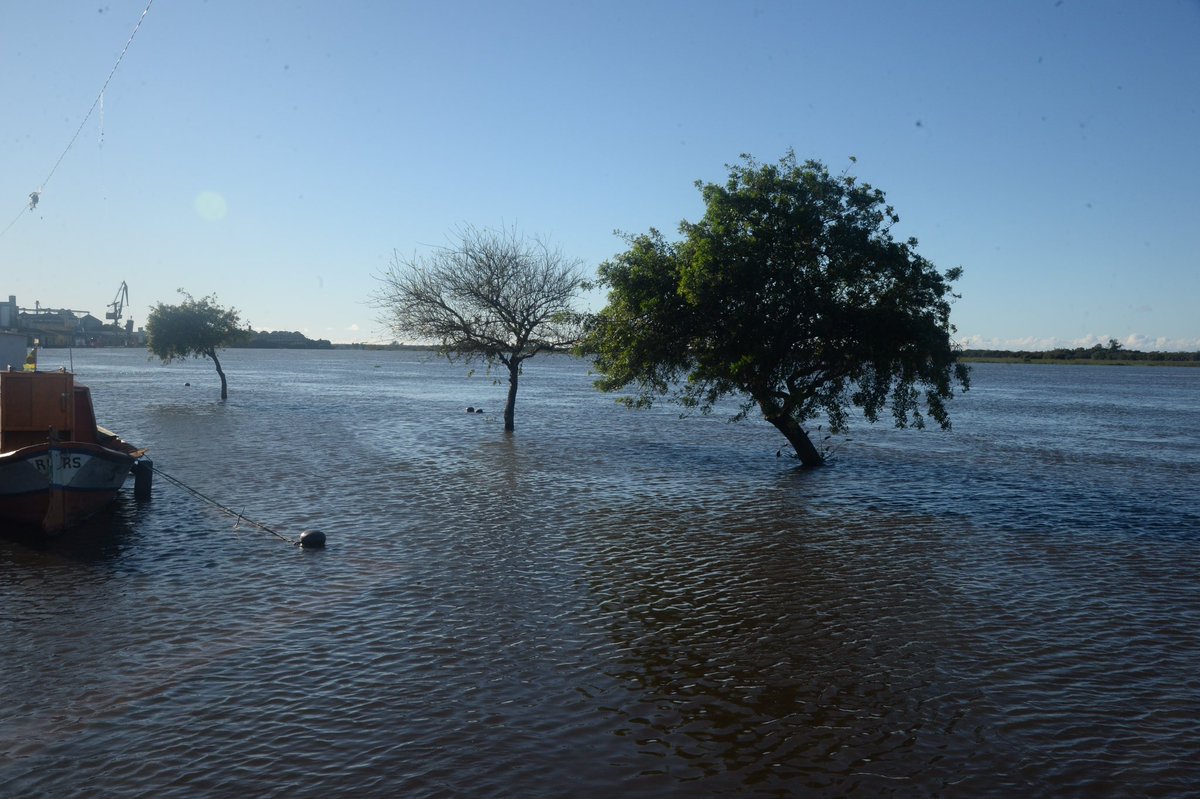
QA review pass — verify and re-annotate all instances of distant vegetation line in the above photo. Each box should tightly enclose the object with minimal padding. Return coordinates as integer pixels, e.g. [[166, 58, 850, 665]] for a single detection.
[[227, 332, 1200, 365], [229, 332, 434, 351], [962, 342, 1200, 365], [231, 330, 333, 349]]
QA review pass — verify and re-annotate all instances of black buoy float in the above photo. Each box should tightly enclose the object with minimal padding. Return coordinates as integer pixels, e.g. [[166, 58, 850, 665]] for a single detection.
[[299, 530, 326, 549], [132, 459, 154, 500]]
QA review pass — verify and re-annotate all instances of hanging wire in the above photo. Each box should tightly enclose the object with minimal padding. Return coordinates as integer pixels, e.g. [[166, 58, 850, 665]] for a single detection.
[[0, 200, 30, 241], [0, 0, 156, 240]]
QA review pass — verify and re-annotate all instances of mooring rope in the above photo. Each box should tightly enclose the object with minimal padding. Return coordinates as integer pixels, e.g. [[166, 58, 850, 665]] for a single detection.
[[150, 463, 301, 546]]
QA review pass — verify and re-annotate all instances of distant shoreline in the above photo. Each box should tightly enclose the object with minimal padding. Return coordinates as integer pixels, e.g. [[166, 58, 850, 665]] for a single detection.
[[34, 340, 1200, 367], [960, 349, 1200, 367], [961, 357, 1199, 367]]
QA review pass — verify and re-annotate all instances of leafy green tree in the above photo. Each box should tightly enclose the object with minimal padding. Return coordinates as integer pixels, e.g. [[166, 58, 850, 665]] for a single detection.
[[373, 224, 586, 431], [145, 291, 248, 400], [584, 151, 970, 467]]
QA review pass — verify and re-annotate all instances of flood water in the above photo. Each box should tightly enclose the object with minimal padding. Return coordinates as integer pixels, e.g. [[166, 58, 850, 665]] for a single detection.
[[2, 349, 1198, 798]]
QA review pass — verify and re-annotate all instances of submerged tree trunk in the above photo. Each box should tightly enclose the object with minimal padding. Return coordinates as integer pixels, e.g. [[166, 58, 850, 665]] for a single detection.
[[504, 361, 519, 431], [209, 349, 229, 400], [765, 413, 824, 468]]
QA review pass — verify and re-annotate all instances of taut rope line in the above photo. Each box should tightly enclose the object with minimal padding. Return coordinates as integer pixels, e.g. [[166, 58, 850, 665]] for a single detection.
[[151, 463, 302, 547]]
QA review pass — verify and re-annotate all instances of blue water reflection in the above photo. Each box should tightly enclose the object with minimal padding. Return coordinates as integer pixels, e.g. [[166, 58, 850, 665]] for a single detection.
[[2, 351, 1198, 797]]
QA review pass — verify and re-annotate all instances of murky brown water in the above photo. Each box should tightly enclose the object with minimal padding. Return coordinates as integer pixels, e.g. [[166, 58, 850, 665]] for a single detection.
[[2, 350, 1198, 797]]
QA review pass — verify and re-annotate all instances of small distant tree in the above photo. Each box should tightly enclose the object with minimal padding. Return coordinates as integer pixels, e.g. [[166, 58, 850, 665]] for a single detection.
[[584, 151, 970, 467], [373, 224, 586, 431], [146, 291, 248, 400]]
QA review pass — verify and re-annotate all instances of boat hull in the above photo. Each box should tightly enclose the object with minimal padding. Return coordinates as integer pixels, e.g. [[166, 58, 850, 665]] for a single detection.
[[0, 442, 137, 533]]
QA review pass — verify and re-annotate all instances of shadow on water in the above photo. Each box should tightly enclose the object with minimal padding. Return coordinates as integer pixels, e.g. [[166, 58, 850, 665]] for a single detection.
[[0, 494, 144, 565], [570, 460, 1029, 795]]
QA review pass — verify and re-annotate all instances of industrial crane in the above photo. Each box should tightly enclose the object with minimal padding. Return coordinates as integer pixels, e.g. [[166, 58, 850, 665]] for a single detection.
[[106, 281, 129, 328]]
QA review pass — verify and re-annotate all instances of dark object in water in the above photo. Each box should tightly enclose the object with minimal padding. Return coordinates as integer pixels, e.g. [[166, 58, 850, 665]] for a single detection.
[[132, 458, 154, 500], [300, 529, 326, 548]]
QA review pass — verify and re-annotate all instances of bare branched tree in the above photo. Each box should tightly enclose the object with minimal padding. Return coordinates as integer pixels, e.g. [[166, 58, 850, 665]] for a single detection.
[[373, 224, 586, 431]]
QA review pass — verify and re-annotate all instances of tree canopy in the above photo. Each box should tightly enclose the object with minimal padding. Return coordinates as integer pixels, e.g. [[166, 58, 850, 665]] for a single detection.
[[584, 151, 970, 466], [373, 224, 586, 431], [145, 291, 247, 400]]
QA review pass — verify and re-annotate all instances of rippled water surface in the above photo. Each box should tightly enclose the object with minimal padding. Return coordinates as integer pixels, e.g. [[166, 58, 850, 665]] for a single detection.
[[2, 350, 1198, 797]]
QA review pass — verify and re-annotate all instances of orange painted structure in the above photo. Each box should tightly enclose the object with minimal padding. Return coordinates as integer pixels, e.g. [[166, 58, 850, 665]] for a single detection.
[[0, 370, 146, 533]]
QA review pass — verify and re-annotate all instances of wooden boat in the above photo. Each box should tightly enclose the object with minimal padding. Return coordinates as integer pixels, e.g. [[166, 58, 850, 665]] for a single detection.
[[0, 368, 146, 533]]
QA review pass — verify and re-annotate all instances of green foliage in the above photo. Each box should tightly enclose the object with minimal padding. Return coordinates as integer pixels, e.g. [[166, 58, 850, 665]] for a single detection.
[[145, 291, 247, 400], [584, 151, 970, 465], [145, 291, 247, 362]]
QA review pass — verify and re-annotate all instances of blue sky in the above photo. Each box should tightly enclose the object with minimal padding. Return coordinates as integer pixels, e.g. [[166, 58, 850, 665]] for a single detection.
[[2, 0, 1197, 349]]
